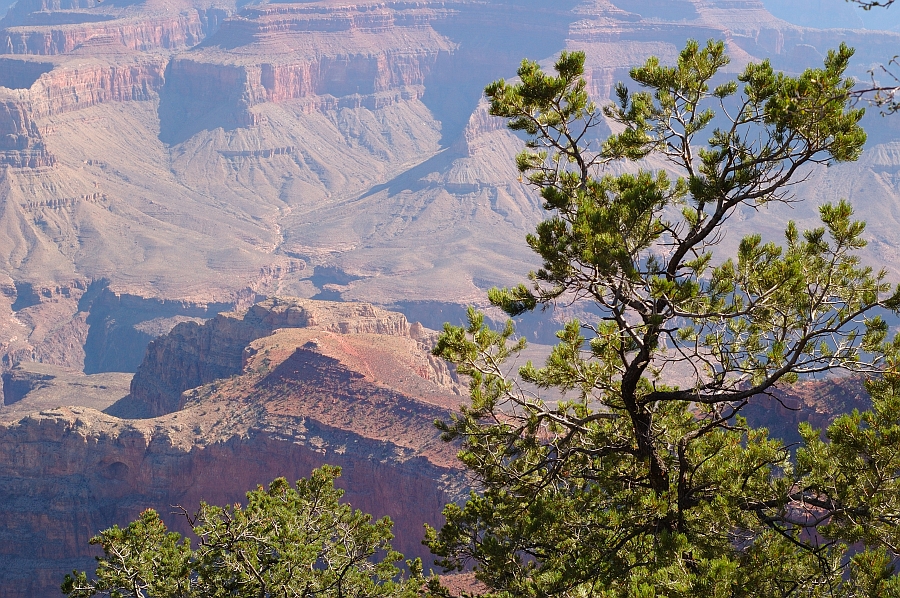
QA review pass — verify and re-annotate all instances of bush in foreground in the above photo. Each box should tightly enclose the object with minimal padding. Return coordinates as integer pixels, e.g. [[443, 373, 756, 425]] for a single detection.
[[62, 466, 430, 598]]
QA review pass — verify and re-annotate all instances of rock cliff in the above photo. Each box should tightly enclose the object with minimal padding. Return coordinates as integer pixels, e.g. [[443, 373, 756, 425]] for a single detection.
[[26, 57, 168, 117], [0, 363, 52, 404], [1, 12, 208, 55], [0, 0, 898, 376], [127, 296, 447, 416], [0, 298, 465, 598], [742, 376, 872, 445]]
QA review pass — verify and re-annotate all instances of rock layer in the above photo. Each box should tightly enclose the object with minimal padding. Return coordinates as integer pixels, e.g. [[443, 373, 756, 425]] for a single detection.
[[2, 0, 900, 375], [127, 296, 446, 416], [0, 298, 465, 598]]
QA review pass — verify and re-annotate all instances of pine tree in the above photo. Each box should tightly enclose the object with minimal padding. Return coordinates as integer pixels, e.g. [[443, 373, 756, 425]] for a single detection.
[[428, 40, 900, 597], [62, 466, 428, 598]]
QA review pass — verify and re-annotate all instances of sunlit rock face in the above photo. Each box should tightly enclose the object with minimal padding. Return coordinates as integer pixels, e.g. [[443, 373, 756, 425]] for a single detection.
[[0, 0, 897, 374], [0, 298, 466, 597]]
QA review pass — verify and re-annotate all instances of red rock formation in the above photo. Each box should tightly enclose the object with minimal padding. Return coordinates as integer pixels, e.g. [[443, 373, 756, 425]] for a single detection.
[[214, 1, 450, 42], [128, 297, 450, 417], [0, 98, 54, 166], [0, 54, 168, 167], [27, 57, 167, 116], [0, 299, 465, 598], [0, 406, 461, 598], [248, 52, 436, 104], [161, 3, 453, 126], [0, 296, 879, 598], [743, 377, 872, 445]]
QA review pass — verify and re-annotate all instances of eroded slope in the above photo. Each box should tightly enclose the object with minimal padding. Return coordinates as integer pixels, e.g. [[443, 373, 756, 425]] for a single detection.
[[0, 298, 466, 597], [0, 0, 898, 374]]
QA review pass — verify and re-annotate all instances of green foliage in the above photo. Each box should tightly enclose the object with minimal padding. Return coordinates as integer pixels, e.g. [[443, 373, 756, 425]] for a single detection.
[[62, 466, 429, 598], [429, 41, 900, 597], [61, 509, 192, 598]]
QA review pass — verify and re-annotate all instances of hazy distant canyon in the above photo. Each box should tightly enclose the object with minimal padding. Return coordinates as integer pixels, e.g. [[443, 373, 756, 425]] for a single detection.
[[2, 0, 900, 374]]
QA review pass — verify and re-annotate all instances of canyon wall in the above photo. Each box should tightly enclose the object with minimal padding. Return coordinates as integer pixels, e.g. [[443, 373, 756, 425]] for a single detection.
[[0, 365, 51, 404], [27, 57, 167, 117], [0, 0, 895, 381], [1, 12, 208, 55], [0, 96, 52, 166], [127, 296, 445, 417], [0, 406, 461, 598], [0, 295, 877, 598], [0, 0, 894, 330], [0, 298, 466, 598], [0, 56, 166, 170], [742, 377, 872, 445], [0, 279, 235, 397]]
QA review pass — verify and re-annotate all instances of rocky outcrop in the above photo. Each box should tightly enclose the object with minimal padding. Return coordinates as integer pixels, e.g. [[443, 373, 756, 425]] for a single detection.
[[155, 2, 455, 136], [208, 2, 453, 104], [0, 0, 229, 166], [0, 97, 53, 166], [0, 55, 167, 167], [743, 377, 872, 445], [27, 57, 167, 117], [0, 279, 226, 390], [1, 12, 209, 55], [0, 56, 168, 117], [0, 298, 465, 598], [78, 282, 230, 374], [0, 405, 462, 598], [127, 297, 453, 417], [0, 367, 52, 404]]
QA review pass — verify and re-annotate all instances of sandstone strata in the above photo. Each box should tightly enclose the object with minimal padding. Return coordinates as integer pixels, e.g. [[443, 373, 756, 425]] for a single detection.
[[0, 0, 899, 375], [0, 298, 465, 598], [128, 296, 452, 416]]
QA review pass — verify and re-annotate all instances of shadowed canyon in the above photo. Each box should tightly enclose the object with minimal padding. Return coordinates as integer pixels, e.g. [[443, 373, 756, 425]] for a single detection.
[[0, 0, 899, 595]]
